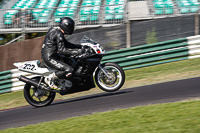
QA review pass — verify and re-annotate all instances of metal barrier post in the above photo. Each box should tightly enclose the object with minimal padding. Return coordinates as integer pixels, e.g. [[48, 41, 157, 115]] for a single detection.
[[195, 9, 200, 35], [126, 20, 131, 48]]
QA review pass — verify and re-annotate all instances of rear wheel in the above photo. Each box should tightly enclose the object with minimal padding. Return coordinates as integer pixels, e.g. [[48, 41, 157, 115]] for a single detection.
[[23, 77, 56, 107], [95, 62, 125, 92]]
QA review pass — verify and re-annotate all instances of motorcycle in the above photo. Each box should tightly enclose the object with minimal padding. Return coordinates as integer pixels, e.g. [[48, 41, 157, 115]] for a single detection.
[[13, 35, 125, 107]]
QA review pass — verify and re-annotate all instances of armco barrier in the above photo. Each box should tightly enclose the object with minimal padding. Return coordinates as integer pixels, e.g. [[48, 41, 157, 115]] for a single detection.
[[0, 70, 36, 94], [102, 38, 188, 70], [1, 35, 200, 94], [102, 35, 200, 70]]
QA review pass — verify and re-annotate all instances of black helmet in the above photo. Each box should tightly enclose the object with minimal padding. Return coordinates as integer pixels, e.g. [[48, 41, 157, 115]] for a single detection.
[[59, 17, 75, 35]]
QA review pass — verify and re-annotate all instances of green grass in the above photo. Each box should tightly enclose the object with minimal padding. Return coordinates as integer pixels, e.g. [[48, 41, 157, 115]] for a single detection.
[[1, 99, 200, 133], [0, 91, 26, 110], [1, 57, 200, 110]]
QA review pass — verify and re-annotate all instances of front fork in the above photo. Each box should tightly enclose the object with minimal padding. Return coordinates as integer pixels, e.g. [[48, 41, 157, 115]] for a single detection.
[[98, 64, 112, 79]]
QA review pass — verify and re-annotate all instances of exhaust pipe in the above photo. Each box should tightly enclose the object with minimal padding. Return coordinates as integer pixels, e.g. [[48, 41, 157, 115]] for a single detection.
[[18, 75, 58, 92]]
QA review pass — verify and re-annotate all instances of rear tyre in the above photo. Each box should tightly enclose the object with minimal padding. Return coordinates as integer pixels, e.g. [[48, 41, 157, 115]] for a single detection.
[[95, 62, 125, 92], [23, 77, 56, 107]]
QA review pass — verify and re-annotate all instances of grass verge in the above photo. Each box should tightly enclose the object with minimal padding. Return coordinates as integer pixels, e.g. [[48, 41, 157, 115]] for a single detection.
[[1, 57, 200, 110], [1, 99, 200, 132]]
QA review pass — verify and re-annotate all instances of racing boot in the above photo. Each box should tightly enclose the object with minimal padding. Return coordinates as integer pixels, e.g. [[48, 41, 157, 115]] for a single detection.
[[57, 72, 73, 89], [44, 72, 60, 90]]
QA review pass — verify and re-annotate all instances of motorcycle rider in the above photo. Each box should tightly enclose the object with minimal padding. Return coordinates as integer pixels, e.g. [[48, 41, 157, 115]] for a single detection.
[[41, 17, 84, 90]]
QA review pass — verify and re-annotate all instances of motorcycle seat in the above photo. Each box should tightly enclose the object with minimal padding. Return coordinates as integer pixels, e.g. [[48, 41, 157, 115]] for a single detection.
[[37, 60, 47, 68]]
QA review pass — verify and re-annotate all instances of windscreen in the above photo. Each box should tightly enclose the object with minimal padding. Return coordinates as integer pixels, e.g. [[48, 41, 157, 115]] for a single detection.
[[80, 35, 97, 45]]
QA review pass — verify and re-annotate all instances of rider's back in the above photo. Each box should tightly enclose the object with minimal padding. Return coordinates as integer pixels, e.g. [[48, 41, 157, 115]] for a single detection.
[[41, 27, 59, 59]]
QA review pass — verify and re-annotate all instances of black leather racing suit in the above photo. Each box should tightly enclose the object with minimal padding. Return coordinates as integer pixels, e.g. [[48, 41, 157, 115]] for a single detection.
[[41, 27, 82, 78]]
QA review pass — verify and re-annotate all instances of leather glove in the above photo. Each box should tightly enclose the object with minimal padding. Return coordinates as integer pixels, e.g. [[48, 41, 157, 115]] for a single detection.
[[82, 45, 90, 50], [71, 49, 85, 56], [78, 48, 85, 54]]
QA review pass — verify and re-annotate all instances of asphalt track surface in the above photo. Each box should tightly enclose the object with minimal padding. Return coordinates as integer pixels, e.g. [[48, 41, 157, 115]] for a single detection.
[[1, 77, 200, 130]]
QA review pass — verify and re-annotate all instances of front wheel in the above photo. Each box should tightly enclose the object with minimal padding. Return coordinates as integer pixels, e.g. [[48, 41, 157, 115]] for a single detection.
[[23, 77, 56, 107], [95, 62, 125, 92]]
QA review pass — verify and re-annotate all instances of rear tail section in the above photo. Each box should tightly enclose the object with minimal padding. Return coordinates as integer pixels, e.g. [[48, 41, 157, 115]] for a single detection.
[[13, 60, 54, 75]]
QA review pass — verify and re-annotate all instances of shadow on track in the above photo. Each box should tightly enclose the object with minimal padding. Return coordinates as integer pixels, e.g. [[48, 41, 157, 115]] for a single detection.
[[49, 89, 134, 107]]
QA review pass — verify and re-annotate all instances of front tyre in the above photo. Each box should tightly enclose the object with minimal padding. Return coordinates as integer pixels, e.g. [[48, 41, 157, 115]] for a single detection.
[[95, 62, 125, 92], [23, 77, 56, 107]]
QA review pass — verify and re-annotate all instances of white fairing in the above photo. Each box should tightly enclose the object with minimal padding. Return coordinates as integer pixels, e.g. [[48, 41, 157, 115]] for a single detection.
[[80, 35, 106, 55], [13, 60, 54, 75], [81, 42, 106, 54]]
